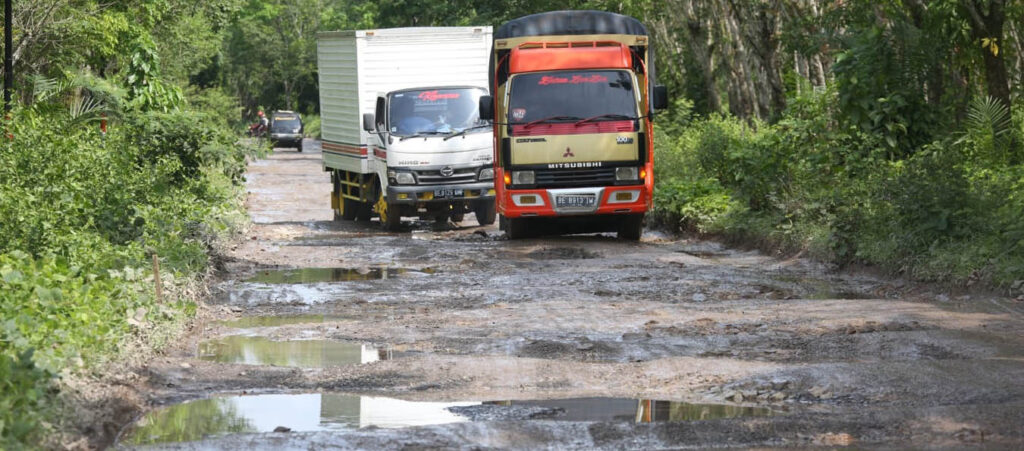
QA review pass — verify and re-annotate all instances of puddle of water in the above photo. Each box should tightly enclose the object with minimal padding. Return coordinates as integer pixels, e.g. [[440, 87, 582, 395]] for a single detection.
[[246, 267, 435, 284], [498, 397, 771, 422], [119, 395, 773, 445], [198, 336, 393, 367], [120, 394, 477, 445], [218, 314, 351, 329]]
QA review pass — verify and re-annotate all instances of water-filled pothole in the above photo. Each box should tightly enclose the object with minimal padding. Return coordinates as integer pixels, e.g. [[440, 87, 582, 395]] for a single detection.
[[119, 395, 773, 445], [246, 267, 435, 284], [119, 394, 477, 445], [198, 336, 393, 367], [218, 314, 352, 329]]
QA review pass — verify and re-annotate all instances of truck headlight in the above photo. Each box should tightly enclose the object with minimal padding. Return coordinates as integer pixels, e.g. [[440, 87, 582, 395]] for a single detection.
[[479, 167, 494, 180], [512, 170, 535, 185], [615, 167, 639, 181], [388, 170, 416, 185]]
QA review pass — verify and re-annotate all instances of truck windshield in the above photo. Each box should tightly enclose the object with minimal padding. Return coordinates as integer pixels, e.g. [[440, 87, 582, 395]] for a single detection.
[[389, 88, 489, 136], [507, 70, 638, 124]]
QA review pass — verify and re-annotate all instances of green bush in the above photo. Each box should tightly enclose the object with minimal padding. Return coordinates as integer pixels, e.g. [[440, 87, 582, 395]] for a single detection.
[[653, 177, 737, 234], [125, 110, 236, 182], [0, 252, 148, 373], [0, 82, 248, 447], [0, 351, 56, 448], [652, 87, 1024, 289], [302, 113, 321, 139], [691, 115, 789, 212]]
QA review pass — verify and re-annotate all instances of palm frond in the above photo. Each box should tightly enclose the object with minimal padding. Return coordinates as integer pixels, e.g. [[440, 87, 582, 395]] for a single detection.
[[69, 95, 106, 122], [965, 95, 1011, 138]]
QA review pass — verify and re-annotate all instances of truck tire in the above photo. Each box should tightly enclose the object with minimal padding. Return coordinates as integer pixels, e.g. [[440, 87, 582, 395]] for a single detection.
[[473, 200, 496, 226], [375, 192, 402, 231], [341, 198, 358, 220], [450, 213, 465, 223], [617, 214, 644, 241], [355, 201, 373, 221], [503, 216, 530, 239], [297, 140, 303, 152]]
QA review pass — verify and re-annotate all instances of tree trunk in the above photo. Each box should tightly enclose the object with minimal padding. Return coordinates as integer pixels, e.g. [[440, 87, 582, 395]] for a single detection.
[[681, 1, 722, 113], [962, 0, 1011, 108]]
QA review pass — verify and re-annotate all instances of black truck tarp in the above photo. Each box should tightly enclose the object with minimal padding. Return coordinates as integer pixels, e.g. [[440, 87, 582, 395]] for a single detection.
[[489, 10, 656, 107]]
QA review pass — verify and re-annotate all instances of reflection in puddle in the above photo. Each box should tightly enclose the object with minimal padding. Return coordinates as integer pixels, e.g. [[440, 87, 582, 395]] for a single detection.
[[120, 394, 478, 445], [218, 314, 350, 329], [119, 395, 773, 445], [501, 397, 772, 422], [246, 267, 435, 283], [198, 336, 392, 368]]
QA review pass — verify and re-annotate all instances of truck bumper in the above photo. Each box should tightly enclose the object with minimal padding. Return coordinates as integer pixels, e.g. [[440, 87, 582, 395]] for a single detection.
[[387, 182, 496, 206], [500, 185, 649, 218]]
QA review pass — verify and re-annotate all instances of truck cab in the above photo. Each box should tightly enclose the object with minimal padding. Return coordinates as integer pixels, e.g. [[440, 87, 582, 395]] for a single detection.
[[362, 86, 495, 229], [481, 11, 667, 240], [317, 26, 495, 231]]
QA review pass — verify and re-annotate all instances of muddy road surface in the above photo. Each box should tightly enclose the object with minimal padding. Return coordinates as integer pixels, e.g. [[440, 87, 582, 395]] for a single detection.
[[114, 140, 1024, 449]]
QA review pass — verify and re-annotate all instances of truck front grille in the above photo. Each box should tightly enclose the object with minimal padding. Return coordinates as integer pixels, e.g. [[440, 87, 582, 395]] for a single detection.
[[414, 168, 477, 185], [535, 167, 616, 188]]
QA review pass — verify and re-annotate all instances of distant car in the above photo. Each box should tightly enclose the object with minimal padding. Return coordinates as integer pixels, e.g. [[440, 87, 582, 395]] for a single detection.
[[269, 110, 304, 151]]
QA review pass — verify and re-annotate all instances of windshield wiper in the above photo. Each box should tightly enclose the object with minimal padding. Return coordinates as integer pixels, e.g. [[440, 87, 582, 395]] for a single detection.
[[521, 115, 581, 129], [443, 124, 491, 141], [398, 131, 446, 141], [574, 114, 637, 127]]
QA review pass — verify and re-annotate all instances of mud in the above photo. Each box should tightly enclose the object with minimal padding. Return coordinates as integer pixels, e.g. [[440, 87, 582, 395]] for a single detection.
[[113, 141, 1024, 449]]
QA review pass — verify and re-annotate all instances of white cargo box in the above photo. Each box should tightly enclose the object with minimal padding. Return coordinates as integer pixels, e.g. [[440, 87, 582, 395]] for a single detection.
[[317, 27, 493, 173]]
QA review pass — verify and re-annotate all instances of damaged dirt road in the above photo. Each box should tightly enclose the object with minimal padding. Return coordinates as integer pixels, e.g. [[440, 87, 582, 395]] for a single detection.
[[115, 141, 1024, 449]]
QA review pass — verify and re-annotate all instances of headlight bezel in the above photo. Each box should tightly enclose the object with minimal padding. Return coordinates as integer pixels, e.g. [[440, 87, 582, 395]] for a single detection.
[[479, 167, 494, 181], [511, 170, 535, 185], [615, 166, 639, 181], [388, 170, 417, 185]]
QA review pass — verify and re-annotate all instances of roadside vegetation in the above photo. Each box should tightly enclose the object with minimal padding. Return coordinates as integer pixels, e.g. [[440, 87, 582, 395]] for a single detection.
[[1, 0, 1021, 447], [642, 1, 1024, 292], [0, 2, 259, 448]]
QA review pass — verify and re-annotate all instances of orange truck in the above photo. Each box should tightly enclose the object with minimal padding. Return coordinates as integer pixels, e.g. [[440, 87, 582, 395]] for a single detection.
[[479, 11, 667, 240]]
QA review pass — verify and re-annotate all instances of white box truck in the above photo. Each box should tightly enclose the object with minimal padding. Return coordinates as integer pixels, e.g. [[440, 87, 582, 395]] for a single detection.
[[317, 27, 496, 230]]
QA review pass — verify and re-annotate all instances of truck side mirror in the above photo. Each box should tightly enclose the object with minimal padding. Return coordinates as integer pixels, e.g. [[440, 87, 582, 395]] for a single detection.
[[362, 113, 375, 132], [653, 85, 669, 111], [479, 95, 493, 121]]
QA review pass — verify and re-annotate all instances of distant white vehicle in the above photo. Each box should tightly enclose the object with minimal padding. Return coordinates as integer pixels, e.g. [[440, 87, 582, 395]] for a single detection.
[[317, 27, 496, 230]]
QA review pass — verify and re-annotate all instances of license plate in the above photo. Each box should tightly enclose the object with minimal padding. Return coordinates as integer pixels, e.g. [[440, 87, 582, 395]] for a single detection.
[[433, 188, 464, 198], [555, 194, 596, 208]]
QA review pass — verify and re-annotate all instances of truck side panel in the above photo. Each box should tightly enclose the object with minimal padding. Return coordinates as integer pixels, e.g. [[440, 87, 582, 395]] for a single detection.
[[318, 33, 369, 174]]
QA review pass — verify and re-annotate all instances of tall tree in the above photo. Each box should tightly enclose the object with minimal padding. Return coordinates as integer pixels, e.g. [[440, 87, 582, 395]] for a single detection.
[[961, 0, 1011, 107]]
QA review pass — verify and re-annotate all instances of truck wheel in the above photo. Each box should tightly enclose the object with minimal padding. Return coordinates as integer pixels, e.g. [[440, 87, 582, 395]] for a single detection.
[[617, 214, 644, 241], [450, 213, 465, 223], [473, 200, 496, 226], [375, 192, 402, 231], [297, 140, 303, 152], [504, 216, 530, 239], [341, 198, 358, 220], [355, 201, 373, 221]]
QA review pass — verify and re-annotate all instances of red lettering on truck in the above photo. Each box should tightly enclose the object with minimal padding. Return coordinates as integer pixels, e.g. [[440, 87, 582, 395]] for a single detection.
[[538, 74, 608, 85], [417, 90, 460, 101]]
